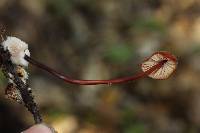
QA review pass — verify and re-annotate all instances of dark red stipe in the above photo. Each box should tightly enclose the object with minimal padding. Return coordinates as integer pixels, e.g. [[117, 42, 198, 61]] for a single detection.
[[24, 55, 167, 85]]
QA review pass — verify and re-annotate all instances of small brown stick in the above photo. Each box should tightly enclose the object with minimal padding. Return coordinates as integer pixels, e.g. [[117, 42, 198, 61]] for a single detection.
[[0, 45, 42, 124]]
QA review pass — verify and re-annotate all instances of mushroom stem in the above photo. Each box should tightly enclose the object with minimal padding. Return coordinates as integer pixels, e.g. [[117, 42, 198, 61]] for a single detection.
[[24, 55, 167, 85]]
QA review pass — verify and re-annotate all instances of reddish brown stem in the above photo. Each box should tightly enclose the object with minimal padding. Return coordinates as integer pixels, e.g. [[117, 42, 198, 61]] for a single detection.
[[24, 55, 166, 85]]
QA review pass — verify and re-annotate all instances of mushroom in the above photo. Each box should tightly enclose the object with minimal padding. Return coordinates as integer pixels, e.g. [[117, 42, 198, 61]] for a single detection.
[[24, 50, 178, 85]]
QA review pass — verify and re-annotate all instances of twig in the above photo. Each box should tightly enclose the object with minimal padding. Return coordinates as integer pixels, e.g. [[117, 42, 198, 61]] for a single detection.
[[0, 45, 42, 124]]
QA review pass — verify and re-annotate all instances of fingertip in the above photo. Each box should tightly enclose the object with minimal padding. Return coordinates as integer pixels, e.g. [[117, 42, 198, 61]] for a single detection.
[[22, 124, 55, 133]]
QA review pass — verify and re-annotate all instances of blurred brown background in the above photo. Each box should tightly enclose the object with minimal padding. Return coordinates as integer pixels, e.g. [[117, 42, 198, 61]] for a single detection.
[[0, 0, 200, 132]]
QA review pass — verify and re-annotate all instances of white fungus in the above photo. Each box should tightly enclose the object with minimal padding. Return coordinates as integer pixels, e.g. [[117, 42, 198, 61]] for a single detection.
[[1, 36, 30, 67]]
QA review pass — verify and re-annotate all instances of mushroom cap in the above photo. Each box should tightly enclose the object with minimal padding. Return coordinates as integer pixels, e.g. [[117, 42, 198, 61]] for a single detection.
[[141, 51, 177, 79]]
